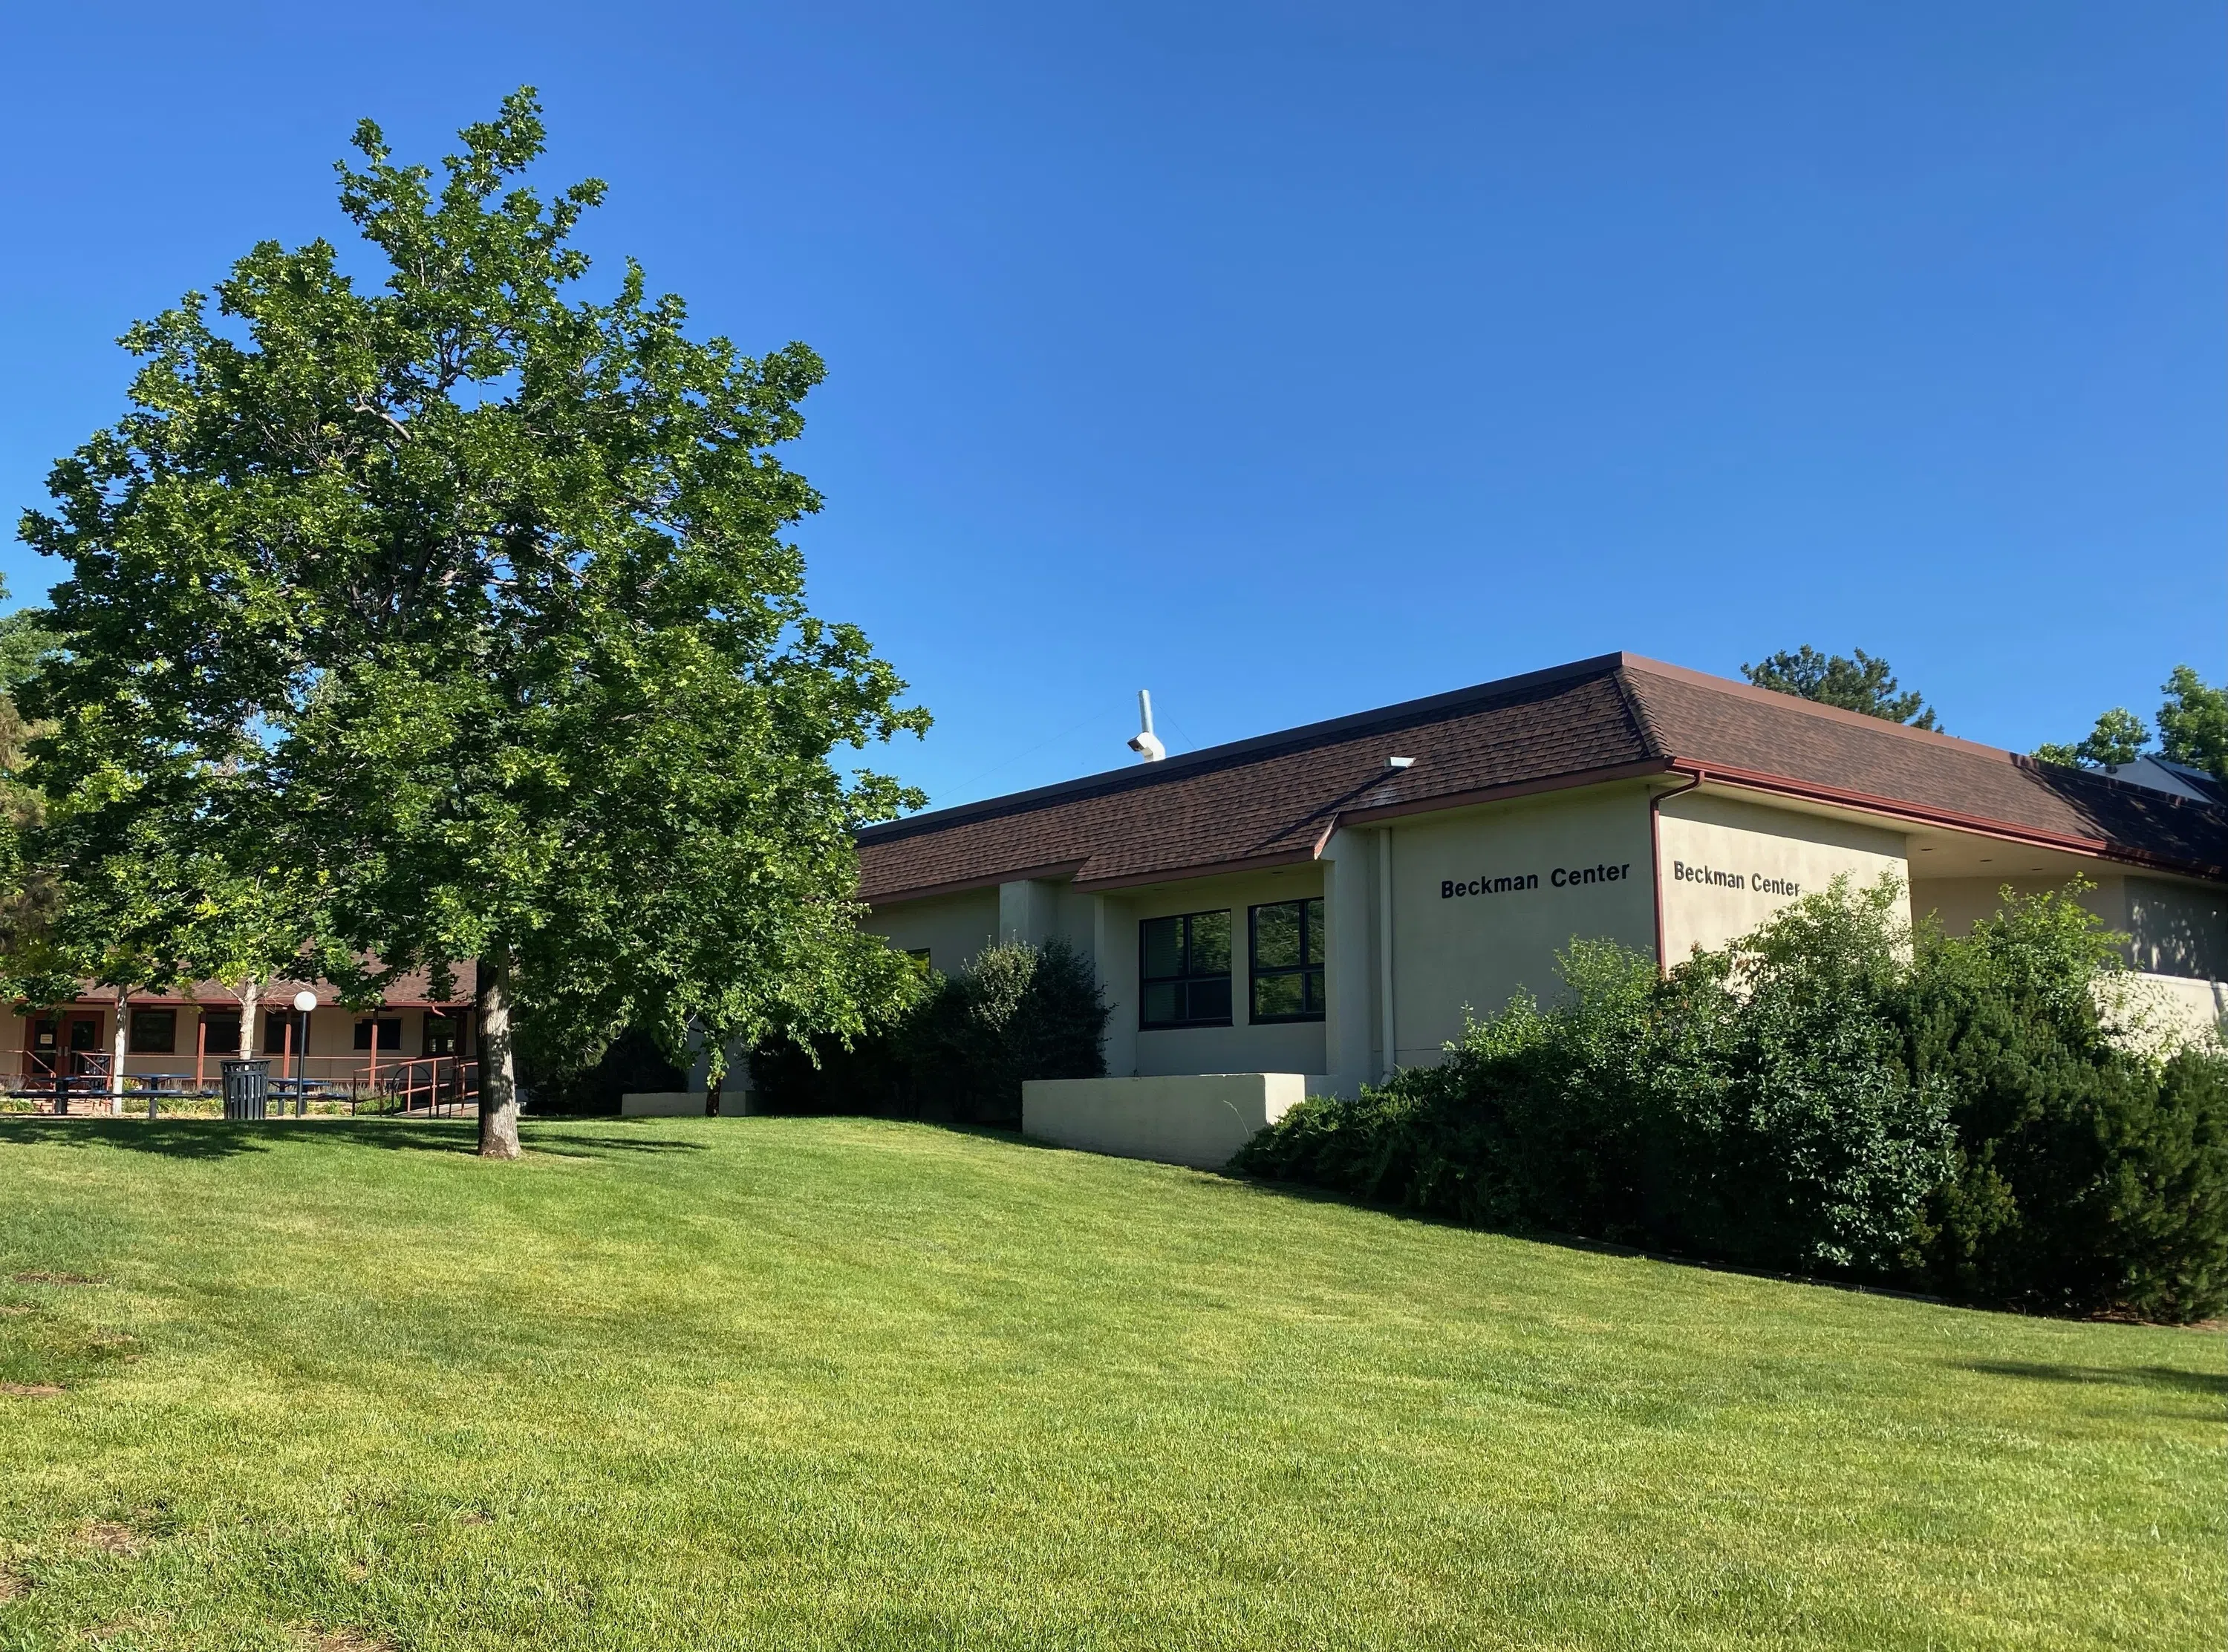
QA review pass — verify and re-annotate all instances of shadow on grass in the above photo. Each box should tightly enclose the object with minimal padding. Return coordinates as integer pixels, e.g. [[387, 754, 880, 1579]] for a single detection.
[[1961, 1360, 2228, 1395], [0, 1115, 481, 1160], [521, 1123, 709, 1160], [1216, 1169, 1996, 1312], [0, 1115, 712, 1163]]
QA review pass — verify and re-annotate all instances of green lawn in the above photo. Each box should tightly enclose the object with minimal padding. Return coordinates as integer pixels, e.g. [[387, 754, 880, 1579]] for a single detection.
[[0, 1117, 2219, 1651]]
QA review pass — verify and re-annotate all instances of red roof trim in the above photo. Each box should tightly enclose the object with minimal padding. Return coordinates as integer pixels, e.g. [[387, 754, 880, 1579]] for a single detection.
[[1074, 846, 1326, 893], [864, 861, 1089, 909], [1676, 762, 2227, 879], [1335, 759, 1675, 828]]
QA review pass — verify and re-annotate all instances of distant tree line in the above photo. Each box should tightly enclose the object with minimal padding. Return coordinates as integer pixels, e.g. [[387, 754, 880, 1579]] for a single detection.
[[1740, 642, 2228, 785]]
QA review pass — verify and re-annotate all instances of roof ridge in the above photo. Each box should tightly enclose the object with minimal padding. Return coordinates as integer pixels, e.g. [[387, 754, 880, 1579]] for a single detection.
[[1620, 653, 2031, 763], [1606, 658, 1668, 759], [1622, 653, 2228, 823]]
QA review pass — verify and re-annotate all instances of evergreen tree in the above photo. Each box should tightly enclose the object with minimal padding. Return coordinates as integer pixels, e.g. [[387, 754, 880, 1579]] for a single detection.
[[1742, 646, 1941, 730]]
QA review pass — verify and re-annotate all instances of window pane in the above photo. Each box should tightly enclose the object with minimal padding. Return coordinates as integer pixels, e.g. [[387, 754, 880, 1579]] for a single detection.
[[1190, 910, 1231, 976], [200, 1015, 241, 1053], [128, 1008, 176, 1054], [1303, 968, 1325, 1015], [1141, 982, 1180, 1027], [1189, 976, 1231, 1022], [1252, 902, 1301, 969], [1141, 916, 1185, 980], [1303, 898, 1325, 966], [1254, 972, 1304, 1020]]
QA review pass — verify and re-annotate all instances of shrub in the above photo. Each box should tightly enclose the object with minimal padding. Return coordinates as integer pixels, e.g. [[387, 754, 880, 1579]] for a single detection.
[[1235, 876, 2228, 1322], [1909, 889, 2228, 1318], [752, 940, 1110, 1125], [518, 1025, 688, 1116], [1241, 885, 1947, 1279]]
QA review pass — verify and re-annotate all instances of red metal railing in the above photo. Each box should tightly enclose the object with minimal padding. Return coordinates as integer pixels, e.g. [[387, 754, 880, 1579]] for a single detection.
[[3, 1051, 481, 1117]]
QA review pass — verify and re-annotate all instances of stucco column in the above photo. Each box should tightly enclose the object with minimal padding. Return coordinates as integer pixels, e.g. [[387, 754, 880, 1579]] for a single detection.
[[998, 878, 1061, 947], [1321, 829, 1375, 1095], [1093, 893, 1138, 1077]]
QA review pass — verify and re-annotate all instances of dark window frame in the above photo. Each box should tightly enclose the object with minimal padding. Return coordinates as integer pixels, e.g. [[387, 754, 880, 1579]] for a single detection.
[[128, 1007, 178, 1054], [353, 1017, 403, 1051], [1248, 898, 1326, 1024], [1139, 910, 1234, 1031], [423, 1013, 465, 1058]]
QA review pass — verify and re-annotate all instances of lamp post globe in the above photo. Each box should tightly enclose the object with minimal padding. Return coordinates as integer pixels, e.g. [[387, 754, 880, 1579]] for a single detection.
[[289, 991, 316, 1114]]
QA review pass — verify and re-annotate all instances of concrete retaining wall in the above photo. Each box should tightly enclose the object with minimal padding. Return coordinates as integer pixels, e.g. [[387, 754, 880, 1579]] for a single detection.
[[1022, 1072, 1314, 1169]]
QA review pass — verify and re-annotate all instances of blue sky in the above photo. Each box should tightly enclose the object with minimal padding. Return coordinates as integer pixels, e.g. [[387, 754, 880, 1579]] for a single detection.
[[4, 2, 2221, 809]]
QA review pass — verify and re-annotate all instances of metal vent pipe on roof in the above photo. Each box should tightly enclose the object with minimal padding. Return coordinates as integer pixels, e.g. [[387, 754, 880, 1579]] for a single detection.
[[1127, 690, 1166, 763]]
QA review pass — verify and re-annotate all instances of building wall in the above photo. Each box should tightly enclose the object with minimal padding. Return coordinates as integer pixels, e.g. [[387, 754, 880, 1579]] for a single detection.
[[1910, 871, 2228, 985], [1911, 873, 2126, 941], [1389, 784, 1657, 1066], [8, 999, 466, 1085], [2124, 876, 2228, 980], [861, 889, 1000, 976], [1658, 790, 1908, 962], [1115, 866, 1329, 1078]]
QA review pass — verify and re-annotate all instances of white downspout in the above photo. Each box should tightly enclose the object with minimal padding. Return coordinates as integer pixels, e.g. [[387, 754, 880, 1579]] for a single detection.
[[1378, 827, 1395, 1082]]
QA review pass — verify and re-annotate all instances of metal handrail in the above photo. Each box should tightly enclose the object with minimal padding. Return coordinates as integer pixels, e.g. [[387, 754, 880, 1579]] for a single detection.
[[4, 1052, 481, 1116]]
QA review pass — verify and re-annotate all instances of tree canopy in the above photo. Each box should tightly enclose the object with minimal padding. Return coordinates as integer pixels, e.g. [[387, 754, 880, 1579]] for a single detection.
[[16, 90, 929, 1155], [2033, 667, 2228, 782], [1741, 646, 1941, 731]]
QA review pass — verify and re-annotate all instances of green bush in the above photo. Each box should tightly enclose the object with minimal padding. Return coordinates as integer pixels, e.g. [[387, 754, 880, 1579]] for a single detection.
[[1235, 877, 2228, 1322], [1911, 889, 2228, 1319], [518, 1025, 689, 1116], [752, 940, 1110, 1125]]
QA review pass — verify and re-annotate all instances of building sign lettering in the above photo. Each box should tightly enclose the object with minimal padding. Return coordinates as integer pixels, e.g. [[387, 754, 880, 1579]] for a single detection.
[[1441, 863, 1631, 899], [1671, 860, 1801, 898]]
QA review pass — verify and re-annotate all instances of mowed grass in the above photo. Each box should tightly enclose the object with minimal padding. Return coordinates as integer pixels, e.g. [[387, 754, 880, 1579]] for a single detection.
[[0, 1117, 2219, 1651]]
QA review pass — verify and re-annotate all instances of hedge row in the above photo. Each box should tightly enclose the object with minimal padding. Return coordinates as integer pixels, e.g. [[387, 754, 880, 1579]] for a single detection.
[[752, 940, 1109, 1125], [1234, 879, 2228, 1322]]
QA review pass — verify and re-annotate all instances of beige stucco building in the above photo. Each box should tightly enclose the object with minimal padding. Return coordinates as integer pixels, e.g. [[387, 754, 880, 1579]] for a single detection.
[[857, 653, 2228, 1095]]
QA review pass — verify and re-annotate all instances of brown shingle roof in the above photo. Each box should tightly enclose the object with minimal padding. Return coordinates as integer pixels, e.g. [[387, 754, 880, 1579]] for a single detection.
[[857, 653, 2228, 901], [62, 960, 478, 1010]]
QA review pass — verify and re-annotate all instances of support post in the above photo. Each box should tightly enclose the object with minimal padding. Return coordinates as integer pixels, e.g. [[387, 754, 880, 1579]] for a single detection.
[[1378, 827, 1396, 1081], [110, 985, 128, 1116]]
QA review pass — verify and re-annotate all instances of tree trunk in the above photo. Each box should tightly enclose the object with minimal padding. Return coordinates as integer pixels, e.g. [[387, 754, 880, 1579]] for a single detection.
[[477, 949, 521, 1160], [238, 977, 261, 1059], [110, 984, 128, 1116]]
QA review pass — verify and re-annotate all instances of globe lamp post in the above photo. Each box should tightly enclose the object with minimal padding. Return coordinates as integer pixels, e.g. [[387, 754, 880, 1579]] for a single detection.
[[291, 990, 317, 1114]]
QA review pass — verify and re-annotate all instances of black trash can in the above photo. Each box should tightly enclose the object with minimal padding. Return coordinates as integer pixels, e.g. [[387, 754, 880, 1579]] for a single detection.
[[221, 1058, 270, 1122]]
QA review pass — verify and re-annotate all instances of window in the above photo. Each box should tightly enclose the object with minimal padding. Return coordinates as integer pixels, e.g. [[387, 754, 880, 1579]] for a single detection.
[[1139, 910, 1232, 1029], [354, 1018, 403, 1051], [1250, 898, 1326, 1022], [904, 947, 934, 977], [424, 1013, 464, 1058], [198, 1013, 241, 1054], [128, 1008, 177, 1054]]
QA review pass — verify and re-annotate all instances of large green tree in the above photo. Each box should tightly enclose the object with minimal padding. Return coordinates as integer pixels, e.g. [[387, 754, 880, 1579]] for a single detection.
[[18, 91, 928, 1156], [1742, 646, 1941, 731]]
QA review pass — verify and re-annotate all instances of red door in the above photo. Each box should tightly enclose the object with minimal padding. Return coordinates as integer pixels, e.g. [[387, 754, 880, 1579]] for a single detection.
[[67, 1015, 102, 1085]]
